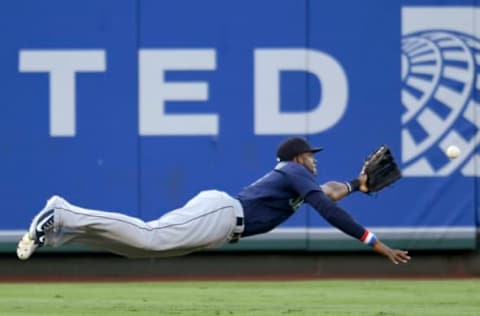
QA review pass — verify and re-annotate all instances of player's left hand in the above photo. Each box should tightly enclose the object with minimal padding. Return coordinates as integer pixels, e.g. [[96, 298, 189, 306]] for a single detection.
[[361, 145, 402, 193], [358, 173, 368, 193]]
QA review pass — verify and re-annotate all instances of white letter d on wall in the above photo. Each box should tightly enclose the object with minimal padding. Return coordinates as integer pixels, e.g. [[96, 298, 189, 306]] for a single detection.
[[254, 49, 348, 135]]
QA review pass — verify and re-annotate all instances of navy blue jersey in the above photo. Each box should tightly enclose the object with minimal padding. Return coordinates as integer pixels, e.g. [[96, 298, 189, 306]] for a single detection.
[[237, 162, 367, 242]]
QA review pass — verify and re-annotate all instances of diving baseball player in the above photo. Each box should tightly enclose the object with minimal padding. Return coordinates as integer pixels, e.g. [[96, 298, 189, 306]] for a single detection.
[[17, 137, 410, 264]]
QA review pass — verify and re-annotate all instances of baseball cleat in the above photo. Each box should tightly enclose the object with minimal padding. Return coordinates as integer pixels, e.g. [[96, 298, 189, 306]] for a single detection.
[[16, 232, 38, 260], [28, 208, 54, 246], [28, 195, 61, 243], [17, 195, 60, 260]]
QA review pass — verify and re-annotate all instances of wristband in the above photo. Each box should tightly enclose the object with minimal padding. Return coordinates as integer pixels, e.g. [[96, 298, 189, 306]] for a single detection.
[[345, 179, 360, 193], [360, 230, 377, 246]]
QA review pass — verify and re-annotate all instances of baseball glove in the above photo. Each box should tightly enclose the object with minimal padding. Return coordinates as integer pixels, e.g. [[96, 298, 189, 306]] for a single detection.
[[361, 145, 402, 193]]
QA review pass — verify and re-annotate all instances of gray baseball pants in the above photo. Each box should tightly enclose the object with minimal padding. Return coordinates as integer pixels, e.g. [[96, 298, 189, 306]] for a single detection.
[[43, 190, 244, 258]]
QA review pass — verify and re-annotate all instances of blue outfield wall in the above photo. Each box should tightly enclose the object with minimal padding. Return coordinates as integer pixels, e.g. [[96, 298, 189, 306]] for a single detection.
[[0, 0, 479, 252]]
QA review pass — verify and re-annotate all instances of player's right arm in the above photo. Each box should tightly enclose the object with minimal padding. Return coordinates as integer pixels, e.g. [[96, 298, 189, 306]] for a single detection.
[[281, 163, 410, 264], [372, 239, 411, 264], [304, 190, 410, 264]]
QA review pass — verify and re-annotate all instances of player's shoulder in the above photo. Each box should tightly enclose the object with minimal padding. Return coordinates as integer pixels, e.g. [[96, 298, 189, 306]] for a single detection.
[[274, 161, 297, 171], [274, 161, 312, 177]]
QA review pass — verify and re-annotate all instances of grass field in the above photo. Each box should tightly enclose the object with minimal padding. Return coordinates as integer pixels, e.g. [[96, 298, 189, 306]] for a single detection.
[[0, 280, 479, 316]]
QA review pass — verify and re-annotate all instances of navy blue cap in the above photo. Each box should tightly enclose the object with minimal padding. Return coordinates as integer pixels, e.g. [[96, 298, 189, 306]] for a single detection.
[[276, 137, 323, 161]]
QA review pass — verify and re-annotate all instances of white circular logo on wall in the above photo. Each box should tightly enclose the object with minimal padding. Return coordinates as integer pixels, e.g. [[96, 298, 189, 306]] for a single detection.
[[401, 30, 480, 176]]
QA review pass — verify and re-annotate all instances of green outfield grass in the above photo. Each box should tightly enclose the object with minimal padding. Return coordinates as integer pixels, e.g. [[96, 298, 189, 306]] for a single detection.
[[0, 280, 479, 316]]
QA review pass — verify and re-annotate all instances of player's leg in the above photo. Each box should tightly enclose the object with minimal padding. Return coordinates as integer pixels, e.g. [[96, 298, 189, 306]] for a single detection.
[[17, 195, 57, 260], [17, 195, 160, 259], [17, 190, 243, 259], [143, 190, 243, 256]]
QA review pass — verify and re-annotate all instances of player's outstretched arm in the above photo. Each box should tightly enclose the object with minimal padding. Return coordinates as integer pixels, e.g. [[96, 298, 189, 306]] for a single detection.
[[372, 239, 411, 264], [320, 181, 350, 201], [320, 174, 368, 201], [306, 190, 411, 265]]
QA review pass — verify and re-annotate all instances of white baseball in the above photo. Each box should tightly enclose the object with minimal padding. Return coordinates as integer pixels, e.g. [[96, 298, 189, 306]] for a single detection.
[[446, 145, 460, 159]]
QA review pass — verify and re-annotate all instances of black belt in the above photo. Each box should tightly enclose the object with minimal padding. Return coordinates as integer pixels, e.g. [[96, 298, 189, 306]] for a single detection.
[[236, 217, 244, 226], [229, 217, 244, 244]]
